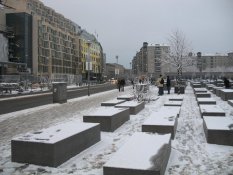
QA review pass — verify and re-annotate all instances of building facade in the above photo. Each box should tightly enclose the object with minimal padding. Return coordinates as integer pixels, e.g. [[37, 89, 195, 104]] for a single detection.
[[0, 0, 103, 83], [132, 42, 170, 79]]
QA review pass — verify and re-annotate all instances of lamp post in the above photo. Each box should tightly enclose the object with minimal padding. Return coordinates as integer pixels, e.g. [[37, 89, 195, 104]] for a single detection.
[[86, 41, 91, 96]]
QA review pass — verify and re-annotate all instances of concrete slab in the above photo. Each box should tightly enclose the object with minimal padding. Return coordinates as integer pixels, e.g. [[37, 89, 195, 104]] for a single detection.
[[193, 88, 208, 93], [115, 101, 145, 115], [192, 83, 202, 88], [219, 89, 233, 101], [197, 98, 216, 105], [228, 100, 233, 107], [142, 111, 178, 139], [103, 133, 171, 175], [101, 99, 126, 106], [117, 95, 134, 101], [174, 86, 185, 94], [212, 87, 224, 95], [195, 93, 211, 98], [168, 96, 184, 101], [206, 84, 215, 90], [164, 101, 182, 107], [83, 107, 130, 132], [199, 105, 225, 117], [11, 122, 100, 167], [203, 117, 233, 146]]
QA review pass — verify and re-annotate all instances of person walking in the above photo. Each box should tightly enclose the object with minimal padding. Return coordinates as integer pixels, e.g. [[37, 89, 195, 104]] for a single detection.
[[117, 79, 121, 92], [224, 77, 230, 89], [156, 75, 164, 96], [166, 76, 171, 94]]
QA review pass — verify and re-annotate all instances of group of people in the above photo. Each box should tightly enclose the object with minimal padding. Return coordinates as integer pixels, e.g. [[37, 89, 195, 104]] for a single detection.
[[156, 74, 171, 96], [117, 78, 126, 92]]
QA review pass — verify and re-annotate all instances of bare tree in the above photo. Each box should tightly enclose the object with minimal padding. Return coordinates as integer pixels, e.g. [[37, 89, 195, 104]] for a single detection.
[[163, 30, 194, 94]]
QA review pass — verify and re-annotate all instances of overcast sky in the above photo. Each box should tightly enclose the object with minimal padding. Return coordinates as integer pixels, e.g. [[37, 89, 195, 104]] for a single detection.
[[40, 0, 233, 68]]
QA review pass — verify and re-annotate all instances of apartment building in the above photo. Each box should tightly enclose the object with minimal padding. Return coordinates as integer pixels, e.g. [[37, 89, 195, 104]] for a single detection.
[[196, 52, 233, 72], [132, 42, 170, 79], [0, 0, 103, 82]]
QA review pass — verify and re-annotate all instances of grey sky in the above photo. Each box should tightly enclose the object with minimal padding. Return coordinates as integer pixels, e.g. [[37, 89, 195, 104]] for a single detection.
[[40, 0, 233, 68]]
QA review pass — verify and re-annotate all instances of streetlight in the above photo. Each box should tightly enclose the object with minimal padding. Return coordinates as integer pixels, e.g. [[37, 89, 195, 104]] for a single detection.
[[86, 41, 92, 96]]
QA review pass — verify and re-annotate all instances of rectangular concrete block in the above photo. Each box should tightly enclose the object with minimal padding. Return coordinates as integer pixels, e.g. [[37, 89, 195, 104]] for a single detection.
[[192, 83, 202, 88], [101, 99, 126, 106], [203, 117, 233, 146], [228, 100, 233, 107], [193, 88, 207, 94], [169, 96, 184, 101], [197, 98, 216, 105], [199, 105, 225, 118], [115, 101, 145, 115], [195, 93, 211, 98], [83, 107, 130, 132], [206, 84, 215, 90], [164, 101, 182, 107], [142, 111, 178, 139], [220, 89, 233, 101], [52, 82, 67, 103], [117, 95, 134, 101], [212, 87, 224, 95], [103, 133, 171, 175], [11, 122, 100, 167], [174, 86, 185, 94]]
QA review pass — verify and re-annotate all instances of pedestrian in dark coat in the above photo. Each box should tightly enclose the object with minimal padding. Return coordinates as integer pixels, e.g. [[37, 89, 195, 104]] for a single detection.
[[224, 77, 230, 89], [166, 76, 171, 94]]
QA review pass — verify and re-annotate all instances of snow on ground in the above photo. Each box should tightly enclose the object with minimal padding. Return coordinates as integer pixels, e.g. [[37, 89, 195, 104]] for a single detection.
[[0, 84, 233, 175]]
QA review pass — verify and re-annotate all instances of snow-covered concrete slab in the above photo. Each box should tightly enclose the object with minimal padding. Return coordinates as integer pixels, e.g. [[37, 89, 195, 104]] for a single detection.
[[101, 99, 126, 106], [219, 89, 233, 101], [192, 83, 202, 88], [103, 132, 171, 175], [195, 93, 211, 98], [206, 84, 215, 90], [11, 121, 100, 167], [117, 95, 134, 101], [168, 96, 184, 101], [83, 107, 130, 132], [174, 86, 185, 94], [142, 111, 178, 139], [199, 105, 225, 117], [193, 88, 208, 93], [159, 106, 181, 117], [164, 101, 182, 107], [212, 86, 224, 95], [228, 100, 233, 107], [203, 117, 233, 146], [115, 101, 145, 115], [197, 98, 216, 105]]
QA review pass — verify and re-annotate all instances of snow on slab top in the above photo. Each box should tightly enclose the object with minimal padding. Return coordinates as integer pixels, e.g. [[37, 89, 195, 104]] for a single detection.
[[204, 117, 233, 130], [164, 101, 182, 105], [143, 112, 177, 126], [12, 121, 99, 144], [104, 132, 171, 170], [159, 106, 181, 114], [194, 88, 207, 91], [86, 107, 127, 116], [197, 98, 216, 102], [115, 101, 143, 107], [200, 105, 224, 113], [117, 95, 134, 98], [101, 99, 125, 104], [169, 96, 184, 100], [220, 89, 233, 93]]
